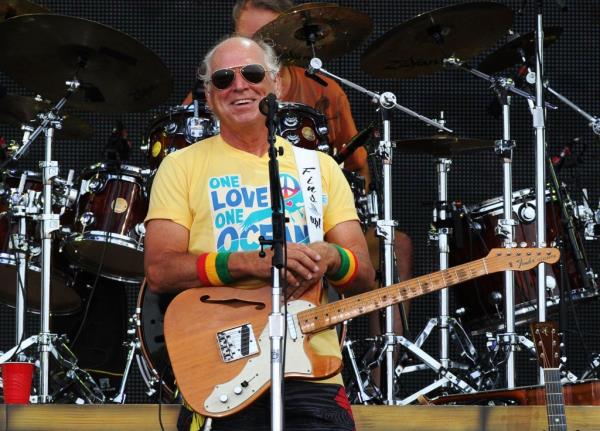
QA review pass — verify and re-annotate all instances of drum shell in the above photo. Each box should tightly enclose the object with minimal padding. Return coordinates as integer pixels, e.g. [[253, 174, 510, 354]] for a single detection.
[[63, 164, 148, 283], [145, 105, 218, 170], [450, 189, 586, 333], [277, 102, 330, 153]]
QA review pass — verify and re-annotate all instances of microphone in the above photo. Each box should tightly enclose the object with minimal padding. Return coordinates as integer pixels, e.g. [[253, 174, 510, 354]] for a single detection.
[[333, 121, 377, 164], [259, 93, 279, 116], [551, 137, 578, 171]]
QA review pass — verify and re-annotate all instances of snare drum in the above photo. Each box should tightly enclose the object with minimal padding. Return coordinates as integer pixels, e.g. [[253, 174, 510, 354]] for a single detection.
[[450, 188, 591, 333], [136, 280, 176, 399], [145, 104, 219, 170], [63, 163, 148, 283], [0, 170, 79, 314], [277, 102, 330, 153]]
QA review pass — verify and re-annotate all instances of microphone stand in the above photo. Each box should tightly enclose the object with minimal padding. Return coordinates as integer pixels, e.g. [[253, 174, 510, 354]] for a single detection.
[[259, 94, 286, 431]]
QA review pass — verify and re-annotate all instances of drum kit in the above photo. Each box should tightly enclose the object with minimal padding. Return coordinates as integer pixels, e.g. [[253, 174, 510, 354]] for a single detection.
[[0, 0, 599, 409]]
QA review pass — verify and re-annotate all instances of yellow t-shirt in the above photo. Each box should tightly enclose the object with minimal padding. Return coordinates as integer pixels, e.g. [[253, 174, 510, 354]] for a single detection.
[[146, 134, 358, 385]]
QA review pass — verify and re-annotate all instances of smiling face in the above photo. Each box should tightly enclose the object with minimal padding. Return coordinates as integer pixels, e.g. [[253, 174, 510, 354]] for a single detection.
[[205, 38, 279, 135]]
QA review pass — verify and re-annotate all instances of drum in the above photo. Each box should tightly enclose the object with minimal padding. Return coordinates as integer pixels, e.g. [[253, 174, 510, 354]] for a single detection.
[[63, 163, 148, 283], [450, 188, 592, 333], [136, 280, 176, 399], [0, 170, 79, 314], [145, 104, 219, 170], [277, 102, 330, 153], [342, 169, 369, 231]]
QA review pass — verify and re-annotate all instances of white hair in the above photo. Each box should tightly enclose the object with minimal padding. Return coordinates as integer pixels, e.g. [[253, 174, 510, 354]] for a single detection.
[[198, 36, 281, 89]]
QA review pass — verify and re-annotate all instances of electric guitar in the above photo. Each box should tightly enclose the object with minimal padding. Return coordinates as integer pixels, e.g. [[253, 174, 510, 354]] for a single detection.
[[164, 247, 559, 417], [531, 321, 567, 431]]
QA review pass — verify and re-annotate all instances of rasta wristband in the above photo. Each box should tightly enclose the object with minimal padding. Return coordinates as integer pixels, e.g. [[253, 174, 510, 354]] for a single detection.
[[196, 252, 234, 286], [328, 245, 358, 288]]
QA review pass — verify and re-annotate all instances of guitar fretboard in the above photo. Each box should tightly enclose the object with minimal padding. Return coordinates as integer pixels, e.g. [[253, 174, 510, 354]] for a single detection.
[[298, 257, 493, 334], [544, 368, 567, 431]]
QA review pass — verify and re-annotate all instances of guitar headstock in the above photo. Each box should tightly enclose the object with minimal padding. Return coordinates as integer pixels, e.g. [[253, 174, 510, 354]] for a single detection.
[[531, 321, 561, 369], [487, 248, 560, 271]]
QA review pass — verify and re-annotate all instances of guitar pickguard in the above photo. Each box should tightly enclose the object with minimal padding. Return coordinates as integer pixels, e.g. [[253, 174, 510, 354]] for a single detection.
[[204, 300, 314, 415]]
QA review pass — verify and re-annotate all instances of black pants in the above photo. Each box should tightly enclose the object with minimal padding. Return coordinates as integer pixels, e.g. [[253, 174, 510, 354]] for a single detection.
[[178, 381, 355, 431]]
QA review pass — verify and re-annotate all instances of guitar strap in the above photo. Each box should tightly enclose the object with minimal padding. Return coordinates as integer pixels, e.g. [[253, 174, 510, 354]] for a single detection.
[[291, 145, 323, 243]]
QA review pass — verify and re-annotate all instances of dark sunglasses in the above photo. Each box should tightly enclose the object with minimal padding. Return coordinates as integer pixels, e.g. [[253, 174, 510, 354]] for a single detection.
[[210, 64, 268, 90]]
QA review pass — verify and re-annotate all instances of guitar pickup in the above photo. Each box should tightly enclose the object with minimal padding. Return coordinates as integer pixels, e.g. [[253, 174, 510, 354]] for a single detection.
[[216, 324, 259, 363]]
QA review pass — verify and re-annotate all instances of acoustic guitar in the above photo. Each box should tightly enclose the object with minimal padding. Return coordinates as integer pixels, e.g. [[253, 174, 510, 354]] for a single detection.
[[164, 247, 559, 417], [531, 321, 567, 431]]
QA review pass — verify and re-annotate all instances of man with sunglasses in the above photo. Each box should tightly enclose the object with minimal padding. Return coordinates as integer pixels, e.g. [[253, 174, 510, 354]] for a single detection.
[[231, 0, 414, 389], [145, 36, 375, 431]]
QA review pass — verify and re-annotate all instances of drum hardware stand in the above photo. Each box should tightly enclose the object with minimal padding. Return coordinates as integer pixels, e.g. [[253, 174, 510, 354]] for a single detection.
[[492, 85, 520, 389], [0, 79, 85, 403], [111, 311, 151, 403], [342, 337, 382, 404], [307, 57, 481, 405]]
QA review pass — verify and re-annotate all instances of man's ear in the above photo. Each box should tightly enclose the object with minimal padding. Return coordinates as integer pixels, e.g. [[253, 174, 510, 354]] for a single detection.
[[274, 72, 282, 98]]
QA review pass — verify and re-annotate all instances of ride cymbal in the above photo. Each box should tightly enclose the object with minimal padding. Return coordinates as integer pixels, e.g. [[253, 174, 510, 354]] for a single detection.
[[478, 27, 563, 74], [0, 14, 172, 112], [255, 2, 372, 66], [0, 0, 49, 22], [361, 2, 513, 79], [0, 94, 92, 140], [395, 134, 495, 157]]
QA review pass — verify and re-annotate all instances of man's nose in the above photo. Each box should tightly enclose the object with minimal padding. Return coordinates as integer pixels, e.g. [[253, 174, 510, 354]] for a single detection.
[[231, 72, 249, 90]]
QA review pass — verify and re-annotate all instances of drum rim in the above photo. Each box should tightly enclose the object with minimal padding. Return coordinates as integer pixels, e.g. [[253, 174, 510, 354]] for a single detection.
[[136, 280, 176, 395], [80, 163, 146, 179]]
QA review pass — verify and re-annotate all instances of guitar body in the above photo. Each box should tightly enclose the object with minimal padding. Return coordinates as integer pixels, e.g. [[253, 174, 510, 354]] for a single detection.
[[164, 285, 342, 418]]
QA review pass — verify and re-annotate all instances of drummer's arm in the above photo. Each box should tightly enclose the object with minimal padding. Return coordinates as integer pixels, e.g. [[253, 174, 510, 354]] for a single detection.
[[181, 92, 193, 106]]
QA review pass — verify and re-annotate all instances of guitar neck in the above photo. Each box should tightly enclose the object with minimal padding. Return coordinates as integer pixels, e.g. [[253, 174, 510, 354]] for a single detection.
[[298, 256, 494, 334], [543, 368, 567, 431]]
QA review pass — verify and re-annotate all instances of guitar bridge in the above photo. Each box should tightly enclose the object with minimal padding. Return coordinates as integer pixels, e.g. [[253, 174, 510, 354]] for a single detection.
[[216, 324, 259, 363]]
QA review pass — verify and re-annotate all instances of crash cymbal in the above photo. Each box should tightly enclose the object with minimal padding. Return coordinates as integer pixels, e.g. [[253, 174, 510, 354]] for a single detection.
[[395, 134, 494, 157], [478, 27, 563, 74], [361, 2, 513, 79], [0, 14, 172, 112], [254, 2, 372, 66], [0, 0, 49, 22], [0, 95, 92, 140]]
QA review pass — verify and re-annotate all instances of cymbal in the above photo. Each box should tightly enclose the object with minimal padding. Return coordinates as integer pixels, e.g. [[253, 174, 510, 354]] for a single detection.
[[0, 0, 49, 22], [0, 14, 172, 112], [395, 134, 495, 157], [478, 27, 563, 74], [254, 2, 372, 66], [361, 2, 513, 79], [0, 94, 92, 140]]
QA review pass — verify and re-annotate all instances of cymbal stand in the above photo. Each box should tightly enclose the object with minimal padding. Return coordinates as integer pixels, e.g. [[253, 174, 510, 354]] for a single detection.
[[491, 85, 519, 389], [0, 80, 80, 403], [308, 58, 487, 403]]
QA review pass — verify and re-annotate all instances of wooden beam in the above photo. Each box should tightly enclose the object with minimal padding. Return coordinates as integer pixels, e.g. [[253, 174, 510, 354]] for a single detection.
[[1, 404, 600, 431]]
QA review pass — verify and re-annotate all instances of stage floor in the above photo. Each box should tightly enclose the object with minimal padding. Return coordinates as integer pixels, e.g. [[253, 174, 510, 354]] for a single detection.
[[1, 404, 600, 430]]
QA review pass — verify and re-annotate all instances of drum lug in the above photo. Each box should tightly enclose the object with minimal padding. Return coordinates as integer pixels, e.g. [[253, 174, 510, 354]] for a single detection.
[[79, 212, 95, 228]]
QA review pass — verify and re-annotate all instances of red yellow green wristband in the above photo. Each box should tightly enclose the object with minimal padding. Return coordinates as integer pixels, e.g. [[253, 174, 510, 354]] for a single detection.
[[196, 252, 233, 286], [328, 245, 358, 288]]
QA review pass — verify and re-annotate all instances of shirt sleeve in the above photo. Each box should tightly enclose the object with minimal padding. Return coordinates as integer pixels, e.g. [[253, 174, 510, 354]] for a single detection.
[[320, 153, 359, 233], [145, 153, 193, 230]]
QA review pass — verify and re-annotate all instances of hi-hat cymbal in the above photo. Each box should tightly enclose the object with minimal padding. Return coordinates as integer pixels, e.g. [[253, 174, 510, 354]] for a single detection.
[[0, 0, 49, 22], [478, 27, 563, 74], [0, 14, 172, 112], [254, 2, 372, 66], [361, 2, 513, 79], [0, 94, 92, 140], [395, 134, 495, 157]]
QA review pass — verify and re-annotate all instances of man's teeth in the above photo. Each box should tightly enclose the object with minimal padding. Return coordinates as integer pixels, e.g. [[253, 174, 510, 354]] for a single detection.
[[233, 99, 252, 105]]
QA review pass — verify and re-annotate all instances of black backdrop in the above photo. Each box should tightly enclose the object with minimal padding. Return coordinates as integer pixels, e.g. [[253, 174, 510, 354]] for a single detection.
[[1, 0, 599, 404]]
